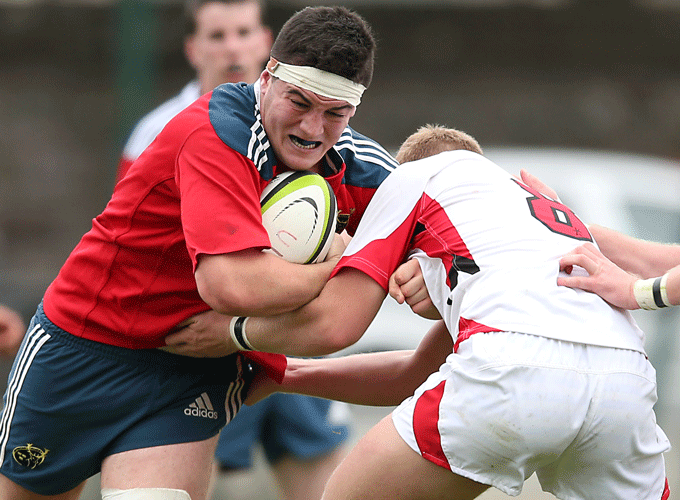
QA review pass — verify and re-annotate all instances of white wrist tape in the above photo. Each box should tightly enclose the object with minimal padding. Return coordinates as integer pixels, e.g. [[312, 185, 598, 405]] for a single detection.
[[229, 316, 254, 351], [633, 274, 671, 310]]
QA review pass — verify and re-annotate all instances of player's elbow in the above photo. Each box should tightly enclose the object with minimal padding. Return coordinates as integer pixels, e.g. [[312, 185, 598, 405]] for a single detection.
[[196, 272, 255, 316], [313, 318, 364, 355], [289, 303, 363, 356]]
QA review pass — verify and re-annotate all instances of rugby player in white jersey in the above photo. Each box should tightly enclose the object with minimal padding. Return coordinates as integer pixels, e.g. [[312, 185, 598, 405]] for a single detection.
[[227, 125, 671, 500]]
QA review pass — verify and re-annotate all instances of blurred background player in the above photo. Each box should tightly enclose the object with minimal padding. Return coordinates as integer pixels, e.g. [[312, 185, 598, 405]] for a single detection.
[[116, 0, 271, 181], [116, 2, 351, 499]]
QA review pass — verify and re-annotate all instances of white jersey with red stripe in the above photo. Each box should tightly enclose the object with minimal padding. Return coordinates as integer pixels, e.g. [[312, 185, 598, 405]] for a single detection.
[[337, 149, 645, 353]]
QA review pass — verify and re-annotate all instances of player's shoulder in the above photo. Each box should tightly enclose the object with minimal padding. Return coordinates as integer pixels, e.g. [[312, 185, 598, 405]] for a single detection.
[[389, 150, 501, 191], [207, 83, 276, 175], [207, 82, 257, 138], [333, 127, 399, 189]]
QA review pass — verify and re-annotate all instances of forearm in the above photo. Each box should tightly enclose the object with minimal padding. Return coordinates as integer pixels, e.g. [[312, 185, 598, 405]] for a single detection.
[[280, 351, 418, 406], [666, 265, 680, 305], [636, 264, 680, 308], [268, 320, 452, 406], [239, 270, 387, 357], [243, 300, 355, 357], [590, 224, 680, 278], [196, 249, 337, 317]]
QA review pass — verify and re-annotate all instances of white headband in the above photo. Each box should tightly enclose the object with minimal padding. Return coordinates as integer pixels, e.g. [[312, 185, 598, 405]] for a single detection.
[[266, 59, 366, 107]]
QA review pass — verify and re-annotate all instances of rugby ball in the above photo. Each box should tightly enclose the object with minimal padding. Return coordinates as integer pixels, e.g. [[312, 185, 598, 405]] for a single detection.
[[260, 171, 338, 264]]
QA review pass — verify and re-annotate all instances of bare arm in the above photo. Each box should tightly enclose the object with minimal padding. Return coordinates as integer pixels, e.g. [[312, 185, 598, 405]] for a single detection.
[[588, 224, 680, 279], [241, 268, 388, 357], [246, 320, 452, 406], [662, 265, 680, 306], [166, 253, 430, 357], [164, 236, 346, 357], [559, 242, 680, 309], [195, 245, 341, 318]]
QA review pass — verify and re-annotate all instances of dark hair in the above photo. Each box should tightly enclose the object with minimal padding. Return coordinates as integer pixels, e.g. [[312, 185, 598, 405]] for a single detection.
[[270, 6, 375, 88], [184, 0, 266, 35]]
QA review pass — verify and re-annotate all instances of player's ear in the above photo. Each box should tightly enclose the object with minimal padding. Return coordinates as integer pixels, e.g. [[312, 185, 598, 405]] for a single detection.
[[259, 69, 273, 92]]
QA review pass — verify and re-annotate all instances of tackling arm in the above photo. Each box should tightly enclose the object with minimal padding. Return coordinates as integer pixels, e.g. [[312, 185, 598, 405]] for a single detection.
[[559, 242, 680, 309], [588, 224, 680, 279], [247, 320, 452, 406], [664, 265, 680, 306], [240, 267, 387, 357], [165, 253, 426, 358]]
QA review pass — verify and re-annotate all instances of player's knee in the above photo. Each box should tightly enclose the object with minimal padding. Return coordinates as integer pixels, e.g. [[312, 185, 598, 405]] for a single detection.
[[101, 487, 191, 500]]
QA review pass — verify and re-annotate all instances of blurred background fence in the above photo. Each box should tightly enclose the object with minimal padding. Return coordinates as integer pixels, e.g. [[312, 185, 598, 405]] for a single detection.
[[2, 0, 680, 315]]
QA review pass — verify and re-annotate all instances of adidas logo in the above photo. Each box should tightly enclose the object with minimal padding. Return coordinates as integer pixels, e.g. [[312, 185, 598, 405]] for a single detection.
[[184, 392, 218, 419]]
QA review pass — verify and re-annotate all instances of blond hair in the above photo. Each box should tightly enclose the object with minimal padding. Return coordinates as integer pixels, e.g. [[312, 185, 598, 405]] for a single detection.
[[395, 124, 483, 164]]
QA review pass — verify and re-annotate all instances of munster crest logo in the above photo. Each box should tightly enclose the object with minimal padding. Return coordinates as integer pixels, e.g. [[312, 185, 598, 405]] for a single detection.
[[13, 444, 49, 469]]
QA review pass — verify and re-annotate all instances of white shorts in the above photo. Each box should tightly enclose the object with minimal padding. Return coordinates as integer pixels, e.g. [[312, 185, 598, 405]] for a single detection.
[[391, 331, 671, 499]]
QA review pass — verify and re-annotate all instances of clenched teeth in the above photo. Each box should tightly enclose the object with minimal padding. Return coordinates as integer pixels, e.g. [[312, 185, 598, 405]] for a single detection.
[[291, 136, 320, 149]]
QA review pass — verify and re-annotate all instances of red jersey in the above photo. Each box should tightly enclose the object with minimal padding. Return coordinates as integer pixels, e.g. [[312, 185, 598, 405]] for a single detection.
[[44, 82, 398, 348]]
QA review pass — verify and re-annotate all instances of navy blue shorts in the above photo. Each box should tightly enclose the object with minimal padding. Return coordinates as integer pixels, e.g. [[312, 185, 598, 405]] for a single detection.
[[0, 304, 252, 495], [215, 394, 349, 469]]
